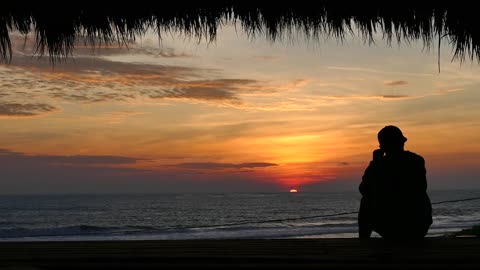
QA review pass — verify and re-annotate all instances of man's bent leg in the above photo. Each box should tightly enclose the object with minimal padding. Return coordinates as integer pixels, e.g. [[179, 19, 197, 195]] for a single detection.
[[358, 197, 372, 238]]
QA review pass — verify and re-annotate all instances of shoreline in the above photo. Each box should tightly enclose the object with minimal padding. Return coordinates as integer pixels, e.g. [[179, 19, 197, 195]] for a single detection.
[[0, 226, 474, 242], [446, 224, 480, 238]]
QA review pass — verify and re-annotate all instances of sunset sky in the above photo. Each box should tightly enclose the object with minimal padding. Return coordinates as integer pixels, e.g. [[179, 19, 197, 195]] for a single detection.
[[1, 24, 479, 193]]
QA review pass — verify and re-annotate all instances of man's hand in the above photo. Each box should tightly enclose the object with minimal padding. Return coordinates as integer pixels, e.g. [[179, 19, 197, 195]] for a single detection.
[[373, 149, 384, 161]]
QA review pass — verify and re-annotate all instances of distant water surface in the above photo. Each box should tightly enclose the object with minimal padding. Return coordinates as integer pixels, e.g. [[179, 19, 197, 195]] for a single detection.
[[0, 190, 478, 241]]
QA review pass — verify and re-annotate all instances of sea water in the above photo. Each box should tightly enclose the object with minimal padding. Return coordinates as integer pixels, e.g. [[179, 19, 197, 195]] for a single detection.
[[0, 189, 479, 241]]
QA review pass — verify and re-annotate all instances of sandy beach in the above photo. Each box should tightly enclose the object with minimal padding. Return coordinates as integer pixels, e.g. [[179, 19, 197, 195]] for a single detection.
[[0, 238, 479, 269]]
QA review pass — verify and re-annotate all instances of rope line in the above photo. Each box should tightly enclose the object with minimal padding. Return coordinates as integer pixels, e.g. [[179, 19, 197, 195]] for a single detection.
[[431, 196, 480, 205], [159, 196, 480, 231], [156, 211, 360, 232]]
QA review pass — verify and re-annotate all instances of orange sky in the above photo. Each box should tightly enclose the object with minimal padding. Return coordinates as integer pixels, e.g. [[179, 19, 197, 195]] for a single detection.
[[0, 25, 479, 193]]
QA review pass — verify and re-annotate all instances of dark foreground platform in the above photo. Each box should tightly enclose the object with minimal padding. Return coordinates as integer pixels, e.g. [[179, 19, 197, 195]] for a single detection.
[[0, 238, 479, 269]]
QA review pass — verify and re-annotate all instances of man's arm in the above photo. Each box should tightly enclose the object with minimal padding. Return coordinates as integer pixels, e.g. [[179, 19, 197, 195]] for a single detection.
[[359, 150, 383, 196], [420, 157, 427, 191], [415, 155, 427, 192], [359, 163, 374, 196], [413, 154, 433, 230], [358, 150, 382, 238]]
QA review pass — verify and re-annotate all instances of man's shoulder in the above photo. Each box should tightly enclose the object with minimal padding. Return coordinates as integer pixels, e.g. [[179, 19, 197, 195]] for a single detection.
[[404, 151, 425, 163]]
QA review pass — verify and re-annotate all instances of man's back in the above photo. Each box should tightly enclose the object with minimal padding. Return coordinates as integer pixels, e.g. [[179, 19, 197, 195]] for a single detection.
[[364, 151, 432, 238], [358, 126, 432, 240]]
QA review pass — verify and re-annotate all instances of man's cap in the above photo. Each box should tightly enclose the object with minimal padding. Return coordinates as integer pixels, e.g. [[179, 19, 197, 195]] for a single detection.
[[378, 125, 407, 144]]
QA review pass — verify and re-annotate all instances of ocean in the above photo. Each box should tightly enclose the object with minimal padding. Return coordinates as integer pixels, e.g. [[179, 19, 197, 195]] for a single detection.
[[0, 190, 479, 241]]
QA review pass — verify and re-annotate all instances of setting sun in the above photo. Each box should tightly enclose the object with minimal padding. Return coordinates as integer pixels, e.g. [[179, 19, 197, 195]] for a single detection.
[[289, 189, 299, 193]]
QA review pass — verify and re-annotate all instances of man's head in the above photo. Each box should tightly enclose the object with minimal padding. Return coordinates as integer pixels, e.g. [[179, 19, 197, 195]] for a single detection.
[[378, 125, 407, 153]]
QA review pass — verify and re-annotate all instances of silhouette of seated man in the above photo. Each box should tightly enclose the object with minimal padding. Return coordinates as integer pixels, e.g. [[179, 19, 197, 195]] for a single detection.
[[358, 125, 432, 240]]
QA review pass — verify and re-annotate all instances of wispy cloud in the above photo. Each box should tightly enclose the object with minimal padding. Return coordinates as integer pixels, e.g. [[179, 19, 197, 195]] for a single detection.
[[50, 91, 136, 103], [102, 111, 147, 124], [298, 87, 464, 103], [148, 79, 258, 102], [380, 95, 411, 99], [76, 45, 194, 58], [0, 102, 58, 118], [384, 80, 408, 86], [252, 55, 281, 61], [0, 149, 283, 193], [174, 162, 278, 170], [0, 53, 312, 112], [327, 66, 434, 77], [440, 88, 464, 93], [0, 148, 145, 167], [10, 34, 193, 58], [321, 95, 413, 101], [81, 111, 148, 124], [1, 35, 315, 113]]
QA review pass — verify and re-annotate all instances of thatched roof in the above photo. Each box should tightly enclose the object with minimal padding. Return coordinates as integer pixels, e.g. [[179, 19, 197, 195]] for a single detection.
[[1, 4, 479, 63]]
